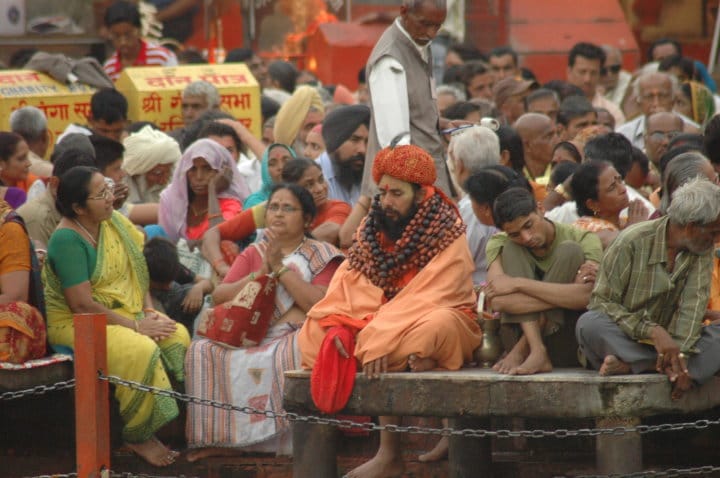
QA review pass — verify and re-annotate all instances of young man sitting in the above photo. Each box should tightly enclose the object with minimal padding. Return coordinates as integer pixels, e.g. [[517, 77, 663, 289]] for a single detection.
[[486, 187, 602, 374]]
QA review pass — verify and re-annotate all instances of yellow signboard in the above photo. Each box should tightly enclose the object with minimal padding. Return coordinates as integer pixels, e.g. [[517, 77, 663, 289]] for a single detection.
[[116, 64, 261, 139], [0, 70, 95, 147]]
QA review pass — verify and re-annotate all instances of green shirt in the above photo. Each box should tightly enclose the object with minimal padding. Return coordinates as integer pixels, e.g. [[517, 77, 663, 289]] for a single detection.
[[486, 219, 603, 270], [588, 216, 711, 353]]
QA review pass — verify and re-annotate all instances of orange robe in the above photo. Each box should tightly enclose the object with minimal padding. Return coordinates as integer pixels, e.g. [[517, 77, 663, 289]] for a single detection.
[[298, 235, 482, 371]]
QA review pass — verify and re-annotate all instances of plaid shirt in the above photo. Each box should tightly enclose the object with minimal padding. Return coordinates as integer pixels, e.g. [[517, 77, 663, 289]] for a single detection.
[[589, 216, 711, 353]]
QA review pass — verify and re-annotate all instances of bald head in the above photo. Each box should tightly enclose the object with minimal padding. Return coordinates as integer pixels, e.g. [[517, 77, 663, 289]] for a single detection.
[[644, 111, 684, 164], [514, 113, 558, 167], [635, 72, 676, 116], [514, 113, 554, 140]]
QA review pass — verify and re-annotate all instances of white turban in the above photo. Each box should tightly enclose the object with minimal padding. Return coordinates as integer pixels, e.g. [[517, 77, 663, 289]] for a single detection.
[[122, 125, 181, 176]]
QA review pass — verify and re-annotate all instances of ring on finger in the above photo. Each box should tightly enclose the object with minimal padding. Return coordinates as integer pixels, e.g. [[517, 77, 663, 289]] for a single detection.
[[679, 352, 686, 359]]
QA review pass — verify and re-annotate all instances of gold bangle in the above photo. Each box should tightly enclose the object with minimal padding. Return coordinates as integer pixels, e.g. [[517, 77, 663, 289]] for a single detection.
[[554, 184, 571, 200]]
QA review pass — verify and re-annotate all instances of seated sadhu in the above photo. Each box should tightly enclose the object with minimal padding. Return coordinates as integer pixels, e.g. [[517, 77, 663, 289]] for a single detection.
[[298, 144, 482, 478]]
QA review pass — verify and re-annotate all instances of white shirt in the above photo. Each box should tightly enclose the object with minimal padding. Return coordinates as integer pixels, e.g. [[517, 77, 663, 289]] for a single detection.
[[367, 19, 432, 149], [616, 114, 699, 150], [459, 196, 497, 285], [545, 185, 656, 224], [236, 152, 262, 194]]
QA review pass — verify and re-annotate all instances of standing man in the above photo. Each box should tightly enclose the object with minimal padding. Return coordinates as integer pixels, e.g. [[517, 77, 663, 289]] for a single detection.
[[577, 177, 720, 399], [566, 42, 625, 127], [362, 0, 457, 197]]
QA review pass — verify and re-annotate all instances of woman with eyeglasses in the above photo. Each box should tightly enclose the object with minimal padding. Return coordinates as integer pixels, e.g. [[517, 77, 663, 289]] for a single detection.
[[571, 161, 648, 248], [42, 166, 190, 467], [186, 183, 344, 462], [202, 158, 350, 277], [159, 139, 250, 243]]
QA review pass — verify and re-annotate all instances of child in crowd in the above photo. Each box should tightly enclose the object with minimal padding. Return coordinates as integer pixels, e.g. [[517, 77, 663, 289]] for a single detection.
[[143, 237, 213, 332]]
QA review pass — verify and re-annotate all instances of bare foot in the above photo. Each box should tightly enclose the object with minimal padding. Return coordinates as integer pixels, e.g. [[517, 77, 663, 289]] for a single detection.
[[186, 447, 243, 462], [408, 354, 437, 372], [493, 347, 526, 374], [509, 348, 552, 375], [126, 437, 177, 467], [418, 436, 448, 462], [344, 452, 404, 478], [599, 355, 631, 376]]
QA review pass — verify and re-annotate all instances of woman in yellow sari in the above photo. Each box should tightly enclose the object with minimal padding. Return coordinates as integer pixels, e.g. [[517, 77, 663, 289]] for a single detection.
[[42, 166, 190, 467]]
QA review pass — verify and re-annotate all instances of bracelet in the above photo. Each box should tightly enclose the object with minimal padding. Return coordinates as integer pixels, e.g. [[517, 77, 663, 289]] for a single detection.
[[133, 320, 139, 332], [554, 184, 572, 200], [208, 213, 222, 219], [248, 271, 257, 281], [276, 265, 290, 278]]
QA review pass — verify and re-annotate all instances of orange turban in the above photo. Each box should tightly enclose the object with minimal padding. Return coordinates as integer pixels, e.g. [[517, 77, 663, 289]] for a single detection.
[[371, 144, 436, 186]]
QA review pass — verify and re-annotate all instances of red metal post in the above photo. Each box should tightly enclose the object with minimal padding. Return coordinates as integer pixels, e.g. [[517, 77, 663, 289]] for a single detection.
[[73, 313, 110, 478]]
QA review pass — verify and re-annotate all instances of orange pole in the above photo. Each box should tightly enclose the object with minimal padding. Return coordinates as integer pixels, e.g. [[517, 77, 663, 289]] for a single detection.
[[74, 313, 110, 478]]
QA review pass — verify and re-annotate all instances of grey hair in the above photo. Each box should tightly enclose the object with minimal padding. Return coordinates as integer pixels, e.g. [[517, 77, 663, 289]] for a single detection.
[[437, 84, 467, 102], [667, 176, 720, 226], [449, 124, 500, 174], [9, 106, 47, 142], [632, 71, 679, 100], [182, 80, 220, 108], [660, 152, 711, 214]]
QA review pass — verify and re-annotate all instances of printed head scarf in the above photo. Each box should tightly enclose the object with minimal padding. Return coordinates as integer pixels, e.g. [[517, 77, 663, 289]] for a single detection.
[[159, 138, 250, 242], [273, 85, 325, 146], [685, 81, 715, 127], [372, 144, 437, 186]]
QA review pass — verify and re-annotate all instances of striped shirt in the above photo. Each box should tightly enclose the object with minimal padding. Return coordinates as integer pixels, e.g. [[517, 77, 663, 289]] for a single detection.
[[103, 39, 178, 81], [588, 216, 711, 353]]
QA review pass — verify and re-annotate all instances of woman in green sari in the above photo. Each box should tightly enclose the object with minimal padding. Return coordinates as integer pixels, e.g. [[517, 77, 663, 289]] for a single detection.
[[42, 166, 190, 467]]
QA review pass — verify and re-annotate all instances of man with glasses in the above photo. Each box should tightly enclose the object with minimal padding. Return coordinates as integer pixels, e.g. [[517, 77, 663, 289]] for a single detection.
[[600, 45, 632, 108], [644, 112, 684, 171], [102, 0, 178, 82], [617, 72, 699, 150]]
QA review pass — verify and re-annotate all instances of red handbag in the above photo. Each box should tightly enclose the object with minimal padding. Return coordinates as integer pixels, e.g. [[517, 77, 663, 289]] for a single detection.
[[197, 273, 278, 348]]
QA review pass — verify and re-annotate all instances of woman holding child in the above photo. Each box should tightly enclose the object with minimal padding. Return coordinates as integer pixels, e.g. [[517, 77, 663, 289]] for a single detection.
[[42, 166, 190, 467], [186, 183, 343, 461]]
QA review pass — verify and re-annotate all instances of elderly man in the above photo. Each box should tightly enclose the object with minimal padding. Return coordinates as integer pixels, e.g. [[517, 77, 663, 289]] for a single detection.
[[514, 113, 559, 188], [566, 42, 625, 126], [576, 177, 720, 399], [169, 80, 221, 145], [300, 144, 482, 478], [486, 187, 602, 375], [318, 104, 370, 206], [616, 72, 698, 150], [9, 106, 52, 178], [644, 111, 684, 170], [449, 125, 501, 284], [273, 85, 325, 152], [362, 0, 458, 198]]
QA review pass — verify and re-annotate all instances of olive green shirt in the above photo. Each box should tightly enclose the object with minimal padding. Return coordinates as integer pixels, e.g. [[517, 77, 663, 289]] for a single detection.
[[588, 216, 711, 353], [486, 219, 603, 270]]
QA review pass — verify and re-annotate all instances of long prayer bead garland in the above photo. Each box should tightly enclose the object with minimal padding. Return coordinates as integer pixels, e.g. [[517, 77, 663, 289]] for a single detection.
[[347, 192, 465, 299]]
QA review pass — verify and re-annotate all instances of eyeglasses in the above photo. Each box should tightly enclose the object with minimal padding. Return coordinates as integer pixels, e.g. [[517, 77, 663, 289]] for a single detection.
[[442, 118, 500, 136], [648, 130, 681, 142], [267, 204, 300, 213], [639, 92, 672, 102], [600, 64, 622, 76], [88, 177, 115, 201]]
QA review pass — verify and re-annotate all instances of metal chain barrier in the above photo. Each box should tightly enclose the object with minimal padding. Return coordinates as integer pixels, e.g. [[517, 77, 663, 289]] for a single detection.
[[577, 464, 720, 477], [23, 473, 198, 478], [99, 373, 720, 440], [0, 379, 76, 401]]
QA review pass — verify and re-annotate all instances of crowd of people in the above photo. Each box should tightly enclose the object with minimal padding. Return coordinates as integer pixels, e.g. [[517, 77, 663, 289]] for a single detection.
[[4, 0, 720, 475]]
